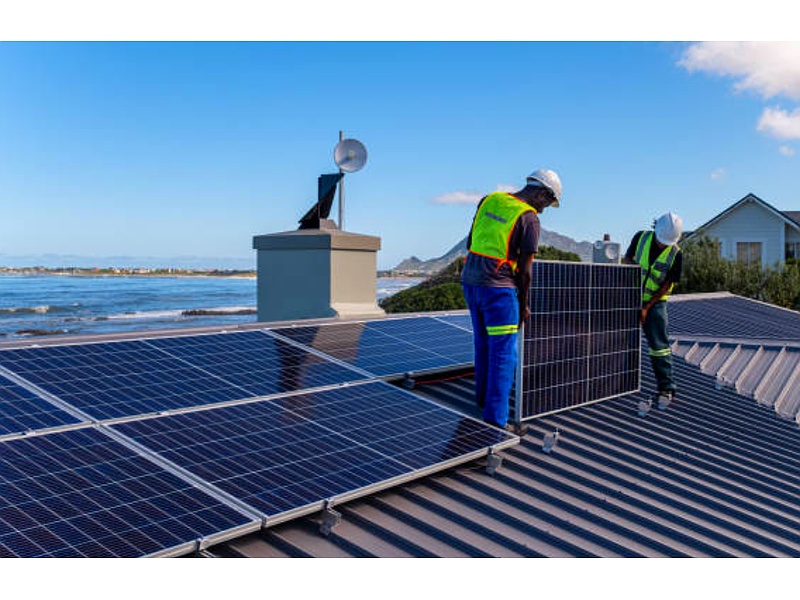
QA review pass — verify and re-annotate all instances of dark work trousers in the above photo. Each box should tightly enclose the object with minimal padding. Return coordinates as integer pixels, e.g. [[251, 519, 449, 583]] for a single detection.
[[642, 300, 676, 394]]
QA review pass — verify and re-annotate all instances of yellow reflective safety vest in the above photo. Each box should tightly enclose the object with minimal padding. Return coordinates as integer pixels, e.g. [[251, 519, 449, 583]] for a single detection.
[[468, 192, 536, 272], [634, 230, 680, 303]]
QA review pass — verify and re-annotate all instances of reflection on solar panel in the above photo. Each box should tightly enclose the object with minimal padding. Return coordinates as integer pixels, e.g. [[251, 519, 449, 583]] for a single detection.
[[146, 330, 367, 397], [272, 316, 473, 378], [0, 332, 365, 421], [433, 313, 473, 332], [0, 372, 82, 437], [113, 381, 516, 522], [0, 428, 254, 557], [514, 261, 640, 420]]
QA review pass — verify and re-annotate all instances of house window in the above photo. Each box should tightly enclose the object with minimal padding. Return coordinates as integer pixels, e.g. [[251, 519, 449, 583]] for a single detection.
[[736, 242, 762, 264], [786, 242, 800, 260]]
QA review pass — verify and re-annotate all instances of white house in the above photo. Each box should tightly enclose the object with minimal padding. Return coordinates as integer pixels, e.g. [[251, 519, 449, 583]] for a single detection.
[[687, 193, 800, 267]]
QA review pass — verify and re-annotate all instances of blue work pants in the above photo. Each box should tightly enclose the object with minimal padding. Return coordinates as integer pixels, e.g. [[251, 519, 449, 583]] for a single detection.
[[463, 284, 519, 427]]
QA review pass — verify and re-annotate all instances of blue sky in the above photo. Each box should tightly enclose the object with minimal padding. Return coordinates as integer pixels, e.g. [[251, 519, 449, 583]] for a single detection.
[[2, 32, 799, 269]]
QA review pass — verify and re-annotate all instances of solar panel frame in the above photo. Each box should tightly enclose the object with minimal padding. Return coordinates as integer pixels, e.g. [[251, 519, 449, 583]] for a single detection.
[[513, 261, 641, 421]]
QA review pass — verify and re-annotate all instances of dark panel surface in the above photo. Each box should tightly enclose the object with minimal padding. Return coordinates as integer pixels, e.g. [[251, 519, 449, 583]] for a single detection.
[[0, 428, 252, 557], [113, 381, 515, 519], [272, 316, 473, 378], [0, 332, 364, 421], [0, 374, 82, 436], [146, 330, 367, 396], [517, 262, 640, 420]]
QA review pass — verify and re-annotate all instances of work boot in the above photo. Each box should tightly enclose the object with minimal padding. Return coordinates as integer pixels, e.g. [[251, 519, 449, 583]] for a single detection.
[[657, 390, 675, 410]]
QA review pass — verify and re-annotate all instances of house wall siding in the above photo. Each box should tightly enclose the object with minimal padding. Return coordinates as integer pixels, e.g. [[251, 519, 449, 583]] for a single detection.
[[702, 200, 783, 266]]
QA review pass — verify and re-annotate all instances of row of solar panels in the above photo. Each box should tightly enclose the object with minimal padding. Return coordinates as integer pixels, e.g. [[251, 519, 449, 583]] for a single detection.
[[0, 315, 474, 436], [0, 315, 520, 557]]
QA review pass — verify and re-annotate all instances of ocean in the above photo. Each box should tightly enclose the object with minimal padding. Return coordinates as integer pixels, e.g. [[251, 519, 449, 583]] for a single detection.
[[0, 274, 425, 340]]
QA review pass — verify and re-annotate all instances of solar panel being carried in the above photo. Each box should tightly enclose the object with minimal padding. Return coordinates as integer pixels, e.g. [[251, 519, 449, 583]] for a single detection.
[[514, 261, 641, 421]]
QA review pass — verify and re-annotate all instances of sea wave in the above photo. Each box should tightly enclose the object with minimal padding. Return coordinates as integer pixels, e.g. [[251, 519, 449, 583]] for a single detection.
[[103, 306, 257, 321], [0, 303, 81, 315]]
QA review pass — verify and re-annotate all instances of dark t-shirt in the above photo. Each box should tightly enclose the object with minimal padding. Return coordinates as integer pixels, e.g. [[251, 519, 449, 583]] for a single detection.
[[624, 230, 683, 283], [461, 196, 540, 288]]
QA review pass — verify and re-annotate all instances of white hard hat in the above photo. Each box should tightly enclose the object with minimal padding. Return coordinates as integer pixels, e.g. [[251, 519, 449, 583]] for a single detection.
[[527, 168, 562, 207], [654, 212, 683, 245]]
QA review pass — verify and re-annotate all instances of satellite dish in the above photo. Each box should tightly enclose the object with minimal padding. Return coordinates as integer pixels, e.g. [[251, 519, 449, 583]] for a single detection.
[[334, 138, 368, 173], [594, 240, 604, 250], [604, 244, 620, 261]]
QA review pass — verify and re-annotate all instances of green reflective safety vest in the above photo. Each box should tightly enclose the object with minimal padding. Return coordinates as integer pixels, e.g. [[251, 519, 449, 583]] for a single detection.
[[634, 230, 680, 303], [468, 192, 536, 272]]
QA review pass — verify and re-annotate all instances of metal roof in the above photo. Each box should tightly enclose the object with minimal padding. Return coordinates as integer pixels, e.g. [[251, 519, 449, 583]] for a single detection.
[[205, 294, 800, 558]]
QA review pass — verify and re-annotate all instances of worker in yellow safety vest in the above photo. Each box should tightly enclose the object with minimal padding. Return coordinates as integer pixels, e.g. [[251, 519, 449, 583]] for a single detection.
[[623, 212, 684, 410], [461, 168, 562, 433]]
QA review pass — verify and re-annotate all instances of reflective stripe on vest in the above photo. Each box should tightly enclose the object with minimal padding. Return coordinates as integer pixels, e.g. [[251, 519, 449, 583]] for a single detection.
[[468, 192, 536, 272], [634, 231, 679, 303]]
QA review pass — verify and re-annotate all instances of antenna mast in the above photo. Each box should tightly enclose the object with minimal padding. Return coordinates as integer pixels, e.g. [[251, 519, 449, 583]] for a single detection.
[[338, 130, 345, 230]]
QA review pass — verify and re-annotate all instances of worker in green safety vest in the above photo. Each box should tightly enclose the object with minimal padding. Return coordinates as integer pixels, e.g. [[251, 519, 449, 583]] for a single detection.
[[462, 168, 562, 433], [623, 213, 684, 409]]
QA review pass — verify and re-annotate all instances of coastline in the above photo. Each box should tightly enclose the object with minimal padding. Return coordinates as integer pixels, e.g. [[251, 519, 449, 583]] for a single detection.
[[0, 269, 256, 280]]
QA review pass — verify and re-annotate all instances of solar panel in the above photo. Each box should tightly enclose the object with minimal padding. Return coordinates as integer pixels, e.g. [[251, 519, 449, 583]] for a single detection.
[[145, 330, 368, 397], [0, 427, 255, 557], [433, 313, 473, 332], [514, 261, 640, 420], [112, 381, 517, 524], [0, 332, 365, 422], [271, 316, 474, 378], [0, 371, 83, 437]]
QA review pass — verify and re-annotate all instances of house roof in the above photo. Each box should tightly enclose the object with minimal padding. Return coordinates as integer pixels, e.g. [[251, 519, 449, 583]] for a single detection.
[[206, 293, 800, 558], [687, 193, 800, 239]]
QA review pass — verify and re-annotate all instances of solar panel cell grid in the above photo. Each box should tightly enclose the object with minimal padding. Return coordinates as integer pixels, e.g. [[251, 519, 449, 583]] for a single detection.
[[272, 316, 474, 378], [0, 374, 83, 436], [517, 262, 641, 420], [113, 381, 515, 520], [0, 428, 253, 557]]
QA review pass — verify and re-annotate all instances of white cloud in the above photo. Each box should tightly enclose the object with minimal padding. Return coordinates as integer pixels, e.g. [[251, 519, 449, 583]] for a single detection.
[[779, 145, 796, 157], [710, 167, 726, 180], [757, 106, 800, 140], [433, 184, 517, 205], [433, 191, 482, 205], [678, 42, 800, 100]]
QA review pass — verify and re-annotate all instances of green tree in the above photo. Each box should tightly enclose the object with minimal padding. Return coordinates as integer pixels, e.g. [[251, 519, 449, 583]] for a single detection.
[[677, 235, 731, 294], [678, 234, 800, 310]]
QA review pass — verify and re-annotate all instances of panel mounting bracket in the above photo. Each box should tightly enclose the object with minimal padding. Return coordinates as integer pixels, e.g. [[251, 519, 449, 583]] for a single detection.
[[320, 500, 342, 536], [485, 450, 503, 475]]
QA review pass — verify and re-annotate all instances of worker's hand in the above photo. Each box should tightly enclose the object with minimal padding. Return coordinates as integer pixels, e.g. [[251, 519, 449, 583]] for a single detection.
[[640, 307, 649, 325], [519, 306, 531, 327]]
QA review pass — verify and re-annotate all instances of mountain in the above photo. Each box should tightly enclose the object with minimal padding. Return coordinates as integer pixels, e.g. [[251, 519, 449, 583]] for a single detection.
[[387, 228, 594, 275]]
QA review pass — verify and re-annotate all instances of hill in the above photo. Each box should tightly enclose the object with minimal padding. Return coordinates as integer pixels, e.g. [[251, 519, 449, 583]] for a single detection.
[[385, 229, 594, 275]]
